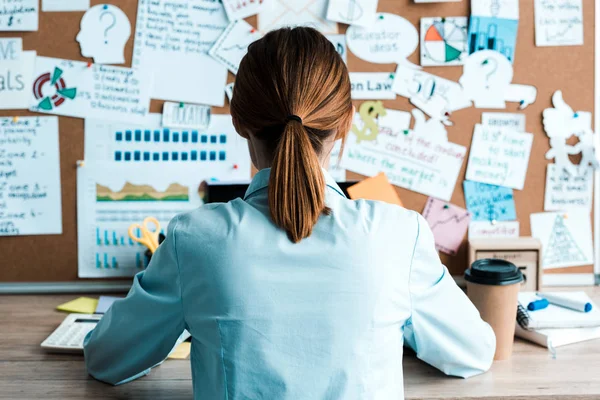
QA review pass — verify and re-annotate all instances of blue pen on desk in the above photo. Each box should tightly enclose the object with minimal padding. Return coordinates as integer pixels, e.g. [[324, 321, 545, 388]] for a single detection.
[[537, 292, 593, 313], [527, 298, 549, 311]]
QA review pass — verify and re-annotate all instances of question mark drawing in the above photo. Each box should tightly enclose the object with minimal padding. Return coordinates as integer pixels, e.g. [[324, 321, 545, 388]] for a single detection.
[[100, 11, 117, 44], [481, 58, 498, 89]]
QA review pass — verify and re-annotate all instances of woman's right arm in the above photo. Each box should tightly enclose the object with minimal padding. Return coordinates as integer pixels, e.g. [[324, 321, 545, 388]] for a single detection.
[[403, 213, 496, 378]]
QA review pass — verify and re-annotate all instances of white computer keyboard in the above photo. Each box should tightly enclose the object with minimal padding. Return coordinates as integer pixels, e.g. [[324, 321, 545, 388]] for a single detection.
[[41, 313, 102, 353]]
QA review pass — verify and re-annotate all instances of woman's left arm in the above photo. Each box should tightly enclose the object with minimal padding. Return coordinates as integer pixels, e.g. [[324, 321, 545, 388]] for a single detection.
[[83, 216, 186, 385]]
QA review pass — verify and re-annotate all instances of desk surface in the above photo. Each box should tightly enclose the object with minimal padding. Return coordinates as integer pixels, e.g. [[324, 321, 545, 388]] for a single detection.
[[1, 288, 600, 400]]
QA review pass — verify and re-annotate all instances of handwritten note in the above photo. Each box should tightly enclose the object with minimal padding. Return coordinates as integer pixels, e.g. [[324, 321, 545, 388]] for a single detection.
[[341, 110, 466, 201], [468, 221, 519, 240], [29, 57, 152, 124], [350, 72, 396, 100], [544, 164, 593, 211], [222, 0, 263, 21], [535, 0, 584, 47], [326, 0, 379, 27], [133, 0, 228, 106], [0, 117, 62, 236], [466, 124, 533, 190], [0, 0, 38, 31], [463, 180, 516, 222], [0, 50, 35, 110], [531, 211, 593, 269], [42, 0, 89, 12], [422, 197, 471, 256]]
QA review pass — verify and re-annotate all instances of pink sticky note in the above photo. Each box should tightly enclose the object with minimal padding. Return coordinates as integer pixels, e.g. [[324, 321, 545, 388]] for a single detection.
[[422, 197, 471, 256]]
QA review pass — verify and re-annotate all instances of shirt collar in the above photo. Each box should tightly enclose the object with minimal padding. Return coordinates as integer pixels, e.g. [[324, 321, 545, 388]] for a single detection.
[[244, 168, 347, 200]]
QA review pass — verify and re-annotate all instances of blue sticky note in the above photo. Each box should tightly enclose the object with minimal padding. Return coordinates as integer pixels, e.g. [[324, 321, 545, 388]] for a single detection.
[[463, 181, 516, 222], [468, 16, 518, 63]]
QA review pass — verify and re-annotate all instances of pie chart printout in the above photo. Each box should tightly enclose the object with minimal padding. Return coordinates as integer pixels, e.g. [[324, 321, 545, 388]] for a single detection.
[[420, 17, 468, 67]]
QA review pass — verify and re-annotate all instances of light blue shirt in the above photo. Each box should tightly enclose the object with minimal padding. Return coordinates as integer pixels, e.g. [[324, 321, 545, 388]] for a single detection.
[[84, 168, 496, 399]]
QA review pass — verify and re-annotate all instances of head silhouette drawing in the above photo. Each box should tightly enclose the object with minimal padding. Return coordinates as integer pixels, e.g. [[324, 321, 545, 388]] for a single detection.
[[76, 4, 131, 65]]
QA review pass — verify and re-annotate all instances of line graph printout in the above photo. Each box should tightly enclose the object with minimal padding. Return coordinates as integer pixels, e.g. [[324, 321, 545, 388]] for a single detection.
[[209, 19, 263, 75], [422, 197, 471, 255], [77, 164, 205, 278]]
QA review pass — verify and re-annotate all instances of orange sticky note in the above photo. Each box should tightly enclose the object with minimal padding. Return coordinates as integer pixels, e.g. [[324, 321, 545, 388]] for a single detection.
[[347, 173, 403, 206]]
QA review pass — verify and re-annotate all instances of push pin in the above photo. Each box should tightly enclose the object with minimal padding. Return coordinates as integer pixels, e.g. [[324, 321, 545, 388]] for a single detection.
[[12, 116, 18, 123], [403, 130, 409, 135], [443, 204, 449, 209], [389, 73, 395, 79], [179, 102, 185, 108], [87, 61, 93, 68], [574, 112, 579, 118], [250, 28, 256, 33], [444, 111, 451, 117], [233, 164, 239, 170], [519, 100, 525, 106], [379, 15, 384, 20], [103, 4, 108, 9]]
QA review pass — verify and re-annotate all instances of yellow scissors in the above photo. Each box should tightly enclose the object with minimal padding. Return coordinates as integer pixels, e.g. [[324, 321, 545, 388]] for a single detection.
[[128, 217, 161, 253]]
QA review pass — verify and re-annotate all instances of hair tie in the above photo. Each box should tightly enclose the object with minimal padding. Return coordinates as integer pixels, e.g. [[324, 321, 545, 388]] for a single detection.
[[287, 115, 303, 124]]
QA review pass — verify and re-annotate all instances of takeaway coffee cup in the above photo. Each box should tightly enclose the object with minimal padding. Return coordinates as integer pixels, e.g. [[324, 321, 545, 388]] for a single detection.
[[465, 259, 524, 361]]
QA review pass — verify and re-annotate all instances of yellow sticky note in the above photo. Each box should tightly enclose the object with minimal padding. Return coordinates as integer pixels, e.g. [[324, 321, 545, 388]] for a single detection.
[[168, 342, 191, 360], [56, 297, 99, 314], [347, 173, 403, 207]]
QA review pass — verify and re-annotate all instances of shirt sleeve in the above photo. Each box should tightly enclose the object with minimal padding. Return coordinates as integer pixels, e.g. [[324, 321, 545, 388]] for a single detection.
[[403, 213, 496, 378], [83, 216, 186, 386]]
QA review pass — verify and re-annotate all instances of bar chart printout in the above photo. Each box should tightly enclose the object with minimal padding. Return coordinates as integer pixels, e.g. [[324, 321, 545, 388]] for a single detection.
[[468, 0, 519, 63]]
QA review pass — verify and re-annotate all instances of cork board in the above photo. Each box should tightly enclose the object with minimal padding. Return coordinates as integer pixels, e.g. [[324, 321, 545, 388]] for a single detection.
[[0, 0, 594, 283]]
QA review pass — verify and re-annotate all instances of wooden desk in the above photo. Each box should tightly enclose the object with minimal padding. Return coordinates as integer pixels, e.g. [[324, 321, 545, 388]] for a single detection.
[[1, 288, 600, 400]]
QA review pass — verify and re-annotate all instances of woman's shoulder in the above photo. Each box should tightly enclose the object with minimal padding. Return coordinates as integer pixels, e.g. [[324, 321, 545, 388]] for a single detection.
[[173, 199, 245, 236]]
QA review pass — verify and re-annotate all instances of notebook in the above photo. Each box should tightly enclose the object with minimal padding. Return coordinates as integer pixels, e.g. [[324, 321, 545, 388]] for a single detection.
[[517, 292, 600, 330], [515, 324, 600, 349]]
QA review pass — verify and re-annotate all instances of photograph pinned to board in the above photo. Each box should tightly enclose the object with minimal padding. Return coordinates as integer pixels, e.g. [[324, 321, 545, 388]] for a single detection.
[[0, 51, 36, 110], [222, 0, 264, 21], [76, 4, 131, 65], [422, 197, 471, 256], [481, 112, 526, 132], [346, 13, 418, 67], [132, 0, 229, 106], [544, 164, 593, 212], [420, 17, 468, 67], [463, 180, 516, 222], [43, 0, 90, 12], [327, 34, 348, 63], [393, 64, 471, 123], [468, 221, 520, 240], [534, 0, 584, 47], [342, 104, 466, 201], [543, 90, 599, 176], [209, 19, 263, 75], [258, 0, 338, 35], [459, 50, 537, 109], [29, 57, 152, 124], [349, 72, 396, 100], [465, 124, 533, 190], [410, 109, 448, 142], [530, 211, 594, 269], [0, 116, 62, 236], [326, 0, 379, 27], [0, 0, 39, 31], [468, 0, 519, 62]]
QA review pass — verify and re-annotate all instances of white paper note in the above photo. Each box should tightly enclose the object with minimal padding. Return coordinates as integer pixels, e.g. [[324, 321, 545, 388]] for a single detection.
[[327, 34, 348, 64], [43, 0, 90, 12], [466, 124, 533, 190], [544, 164, 593, 211], [222, 0, 263, 21], [0, 116, 62, 236], [531, 211, 594, 269], [342, 110, 466, 201], [350, 72, 396, 100], [0, 37, 22, 60], [133, 0, 228, 106], [535, 0, 584, 47], [209, 19, 262, 75], [0, 0, 38, 31], [468, 221, 520, 240], [162, 102, 211, 131], [482, 112, 526, 131], [29, 57, 152, 124], [326, 0, 378, 27], [0, 50, 35, 110], [420, 17, 468, 67], [472, 0, 519, 19], [258, 0, 338, 34]]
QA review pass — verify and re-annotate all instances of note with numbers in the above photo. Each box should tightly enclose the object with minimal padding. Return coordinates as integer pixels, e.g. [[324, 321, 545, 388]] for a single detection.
[[535, 0, 584, 47], [463, 180, 516, 222], [0, 117, 62, 236]]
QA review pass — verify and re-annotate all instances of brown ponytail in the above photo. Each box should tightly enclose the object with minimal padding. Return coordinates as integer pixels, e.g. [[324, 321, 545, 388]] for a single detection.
[[230, 27, 353, 242]]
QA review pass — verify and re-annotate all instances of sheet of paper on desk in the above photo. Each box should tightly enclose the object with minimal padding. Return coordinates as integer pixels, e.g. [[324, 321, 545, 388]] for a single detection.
[[0, 51, 36, 110], [468, 221, 519, 240], [482, 112, 526, 132], [466, 124, 533, 190], [209, 19, 263, 75], [29, 57, 152, 124], [258, 0, 338, 34], [423, 197, 471, 256], [535, 0, 584, 47], [43, 0, 89, 11], [544, 164, 593, 211], [57, 297, 98, 314], [341, 108, 466, 201], [0, 0, 38, 31], [463, 180, 516, 222], [530, 211, 594, 269], [132, 0, 228, 106], [326, 0, 378, 27], [0, 117, 62, 236]]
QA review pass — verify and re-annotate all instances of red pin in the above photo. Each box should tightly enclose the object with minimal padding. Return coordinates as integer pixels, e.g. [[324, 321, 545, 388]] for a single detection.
[[233, 164, 239, 170], [87, 61, 93, 68]]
